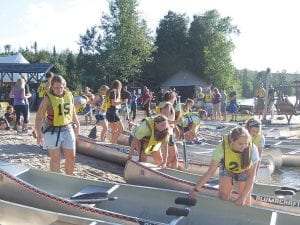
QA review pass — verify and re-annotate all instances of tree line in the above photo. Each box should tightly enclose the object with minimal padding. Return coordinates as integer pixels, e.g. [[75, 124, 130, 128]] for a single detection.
[[1, 0, 297, 98]]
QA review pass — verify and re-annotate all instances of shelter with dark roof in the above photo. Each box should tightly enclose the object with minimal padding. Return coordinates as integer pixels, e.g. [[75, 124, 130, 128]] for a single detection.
[[160, 70, 209, 100], [0, 53, 58, 101]]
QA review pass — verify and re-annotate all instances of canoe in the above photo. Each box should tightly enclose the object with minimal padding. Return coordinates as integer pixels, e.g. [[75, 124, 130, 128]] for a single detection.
[[0, 161, 297, 225], [282, 153, 300, 167], [124, 160, 300, 215], [0, 199, 118, 225], [76, 135, 275, 181]]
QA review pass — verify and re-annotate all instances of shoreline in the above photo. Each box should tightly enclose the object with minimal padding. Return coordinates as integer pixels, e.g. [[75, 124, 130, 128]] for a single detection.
[[0, 113, 125, 183]]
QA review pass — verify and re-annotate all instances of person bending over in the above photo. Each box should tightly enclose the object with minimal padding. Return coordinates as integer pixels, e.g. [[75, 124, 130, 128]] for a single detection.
[[189, 126, 259, 206], [128, 115, 169, 166]]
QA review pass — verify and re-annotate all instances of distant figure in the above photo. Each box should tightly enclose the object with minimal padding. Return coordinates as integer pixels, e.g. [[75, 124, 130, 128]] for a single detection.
[[255, 83, 266, 120], [204, 88, 213, 120], [106, 80, 124, 144], [93, 85, 110, 141], [120, 85, 132, 124], [83, 94, 94, 125], [267, 85, 275, 119], [4, 105, 16, 129], [229, 86, 238, 122], [212, 87, 221, 121], [130, 90, 138, 122], [220, 87, 227, 121], [21, 75, 32, 128], [142, 88, 152, 117], [194, 87, 205, 110], [9, 78, 28, 134], [37, 72, 53, 106]]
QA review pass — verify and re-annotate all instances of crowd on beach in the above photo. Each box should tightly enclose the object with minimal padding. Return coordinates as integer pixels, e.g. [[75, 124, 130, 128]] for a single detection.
[[1, 73, 281, 207]]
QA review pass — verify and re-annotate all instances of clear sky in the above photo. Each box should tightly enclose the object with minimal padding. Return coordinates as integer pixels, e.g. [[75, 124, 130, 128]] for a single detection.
[[1, 0, 299, 73]]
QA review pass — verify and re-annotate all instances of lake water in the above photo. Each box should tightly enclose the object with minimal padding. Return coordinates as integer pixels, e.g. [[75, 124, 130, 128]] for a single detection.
[[239, 96, 297, 106], [271, 167, 300, 188], [239, 96, 300, 188]]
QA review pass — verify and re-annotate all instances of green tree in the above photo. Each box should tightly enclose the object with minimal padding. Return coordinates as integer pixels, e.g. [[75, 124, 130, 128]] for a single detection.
[[99, 0, 155, 83], [65, 52, 78, 91], [151, 11, 189, 83], [187, 10, 239, 88]]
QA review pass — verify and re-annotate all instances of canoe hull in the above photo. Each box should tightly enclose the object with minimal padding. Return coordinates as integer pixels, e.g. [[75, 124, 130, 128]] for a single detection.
[[0, 160, 299, 225], [124, 160, 300, 215], [0, 199, 112, 225], [76, 135, 274, 181]]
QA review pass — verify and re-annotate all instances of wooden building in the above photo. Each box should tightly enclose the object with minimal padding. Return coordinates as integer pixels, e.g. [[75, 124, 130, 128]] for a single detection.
[[160, 70, 209, 100]]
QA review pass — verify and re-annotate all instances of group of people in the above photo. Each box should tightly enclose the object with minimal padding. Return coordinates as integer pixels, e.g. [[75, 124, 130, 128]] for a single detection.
[[27, 72, 267, 207], [255, 83, 276, 120], [125, 85, 265, 206], [194, 85, 239, 122]]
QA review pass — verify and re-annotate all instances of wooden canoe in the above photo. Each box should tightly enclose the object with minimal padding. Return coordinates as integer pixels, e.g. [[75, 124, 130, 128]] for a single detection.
[[0, 160, 299, 225], [124, 159, 300, 215], [0, 199, 119, 225], [76, 135, 275, 181]]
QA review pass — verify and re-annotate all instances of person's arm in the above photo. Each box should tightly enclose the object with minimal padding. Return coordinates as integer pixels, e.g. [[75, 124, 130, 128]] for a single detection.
[[234, 163, 257, 206], [72, 106, 80, 137], [92, 95, 99, 108], [128, 137, 141, 160], [161, 142, 168, 168], [21, 89, 26, 99], [189, 159, 219, 198], [35, 97, 49, 146], [45, 81, 51, 93], [25, 85, 32, 99]]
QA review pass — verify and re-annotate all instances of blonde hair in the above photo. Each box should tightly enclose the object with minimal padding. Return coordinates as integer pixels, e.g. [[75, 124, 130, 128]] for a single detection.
[[14, 78, 25, 91], [98, 85, 109, 95], [51, 75, 66, 88], [229, 126, 252, 169]]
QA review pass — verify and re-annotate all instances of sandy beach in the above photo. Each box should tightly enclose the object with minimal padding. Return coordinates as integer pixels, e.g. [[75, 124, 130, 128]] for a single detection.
[[0, 113, 125, 183], [1, 110, 300, 186]]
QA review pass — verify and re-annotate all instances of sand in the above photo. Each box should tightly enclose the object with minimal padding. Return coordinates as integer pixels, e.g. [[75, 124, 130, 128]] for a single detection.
[[0, 113, 125, 183], [1, 110, 299, 184]]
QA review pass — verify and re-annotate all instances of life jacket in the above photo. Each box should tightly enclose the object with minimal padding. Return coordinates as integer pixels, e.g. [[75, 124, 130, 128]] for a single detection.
[[182, 112, 200, 129], [143, 117, 163, 155], [100, 95, 108, 112], [74, 95, 88, 113], [256, 89, 265, 98], [46, 90, 74, 126], [175, 103, 189, 120], [106, 89, 121, 110], [156, 101, 173, 115], [204, 94, 212, 103], [222, 135, 252, 174], [252, 133, 262, 148], [37, 82, 47, 98]]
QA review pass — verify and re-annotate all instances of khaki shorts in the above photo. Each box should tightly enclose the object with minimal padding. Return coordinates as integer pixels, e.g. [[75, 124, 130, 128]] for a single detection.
[[44, 126, 75, 150]]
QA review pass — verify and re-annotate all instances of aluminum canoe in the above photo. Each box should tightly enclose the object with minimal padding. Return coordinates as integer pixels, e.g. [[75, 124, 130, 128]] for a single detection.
[[0, 160, 299, 225], [76, 135, 274, 181], [124, 159, 300, 215], [0, 199, 119, 225]]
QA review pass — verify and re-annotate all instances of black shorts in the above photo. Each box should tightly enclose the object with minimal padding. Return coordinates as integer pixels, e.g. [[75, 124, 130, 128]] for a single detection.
[[106, 108, 121, 123]]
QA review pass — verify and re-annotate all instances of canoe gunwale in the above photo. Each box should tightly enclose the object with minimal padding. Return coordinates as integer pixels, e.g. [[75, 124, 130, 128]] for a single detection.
[[0, 168, 162, 225], [124, 160, 300, 214]]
